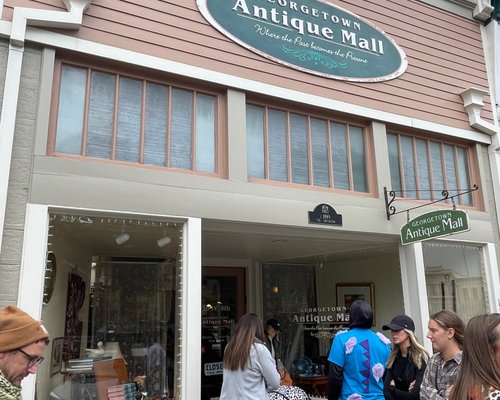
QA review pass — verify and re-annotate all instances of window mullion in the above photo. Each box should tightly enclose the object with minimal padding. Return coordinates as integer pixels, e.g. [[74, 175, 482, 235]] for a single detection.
[[166, 86, 172, 168], [264, 107, 270, 180], [397, 134, 406, 197], [81, 67, 91, 157], [307, 116, 313, 185], [454, 146, 462, 189], [327, 120, 334, 188], [464, 147, 473, 206], [192, 91, 197, 171], [412, 137, 421, 199], [426, 140, 435, 200], [286, 112, 292, 182], [111, 75, 120, 161], [345, 125, 354, 191], [139, 81, 146, 165], [440, 143, 450, 204], [214, 96, 221, 175], [453, 145, 462, 205]]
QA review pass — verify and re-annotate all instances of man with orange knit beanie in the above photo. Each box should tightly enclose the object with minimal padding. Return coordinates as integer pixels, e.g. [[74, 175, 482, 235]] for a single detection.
[[0, 305, 49, 399]]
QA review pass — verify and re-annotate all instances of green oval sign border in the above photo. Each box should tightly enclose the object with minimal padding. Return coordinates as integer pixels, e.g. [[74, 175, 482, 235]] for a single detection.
[[197, 0, 408, 82]]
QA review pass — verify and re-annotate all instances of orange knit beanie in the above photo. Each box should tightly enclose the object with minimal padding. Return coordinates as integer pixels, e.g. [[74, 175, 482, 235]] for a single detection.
[[0, 306, 49, 352]]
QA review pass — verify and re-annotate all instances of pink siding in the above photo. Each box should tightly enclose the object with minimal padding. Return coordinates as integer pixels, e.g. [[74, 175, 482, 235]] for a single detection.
[[3, 0, 493, 131]]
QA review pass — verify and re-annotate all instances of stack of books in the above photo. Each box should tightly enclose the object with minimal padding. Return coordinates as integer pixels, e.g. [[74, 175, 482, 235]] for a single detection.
[[65, 356, 112, 373], [107, 383, 137, 400]]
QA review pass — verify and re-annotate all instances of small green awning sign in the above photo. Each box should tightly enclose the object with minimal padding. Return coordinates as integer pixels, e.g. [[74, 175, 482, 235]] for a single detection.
[[401, 210, 470, 245], [197, 0, 407, 82]]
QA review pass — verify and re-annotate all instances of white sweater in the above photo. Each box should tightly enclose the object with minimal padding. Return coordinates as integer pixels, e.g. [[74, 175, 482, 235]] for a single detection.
[[219, 342, 280, 400]]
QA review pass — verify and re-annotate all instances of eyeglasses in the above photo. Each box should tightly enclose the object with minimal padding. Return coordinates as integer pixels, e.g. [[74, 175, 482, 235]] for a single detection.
[[17, 348, 44, 368]]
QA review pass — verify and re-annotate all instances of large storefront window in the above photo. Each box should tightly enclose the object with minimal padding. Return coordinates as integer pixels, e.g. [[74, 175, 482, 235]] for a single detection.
[[423, 242, 487, 321], [262, 263, 319, 370], [262, 263, 343, 397], [39, 212, 184, 400]]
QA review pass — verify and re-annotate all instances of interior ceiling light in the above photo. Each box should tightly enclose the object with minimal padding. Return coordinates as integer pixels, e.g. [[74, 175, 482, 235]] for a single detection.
[[115, 232, 130, 245], [115, 220, 130, 245], [157, 235, 172, 248]]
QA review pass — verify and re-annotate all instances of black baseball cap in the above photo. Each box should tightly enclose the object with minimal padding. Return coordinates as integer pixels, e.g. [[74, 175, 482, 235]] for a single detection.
[[382, 314, 415, 332], [266, 318, 281, 331]]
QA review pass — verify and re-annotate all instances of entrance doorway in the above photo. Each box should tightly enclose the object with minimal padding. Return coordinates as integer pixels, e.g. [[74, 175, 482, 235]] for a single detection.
[[201, 267, 245, 400]]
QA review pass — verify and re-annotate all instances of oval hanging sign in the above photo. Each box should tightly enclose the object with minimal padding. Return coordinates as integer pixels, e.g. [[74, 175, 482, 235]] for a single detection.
[[197, 0, 408, 82]]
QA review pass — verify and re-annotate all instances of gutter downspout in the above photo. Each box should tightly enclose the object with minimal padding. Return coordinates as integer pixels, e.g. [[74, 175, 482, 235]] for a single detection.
[[460, 87, 500, 246], [0, 0, 90, 258], [460, 87, 497, 134]]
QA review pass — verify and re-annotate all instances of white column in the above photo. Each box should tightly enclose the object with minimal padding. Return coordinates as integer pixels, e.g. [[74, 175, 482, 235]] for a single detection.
[[483, 243, 500, 313], [181, 217, 202, 400], [17, 204, 49, 400], [398, 242, 431, 351]]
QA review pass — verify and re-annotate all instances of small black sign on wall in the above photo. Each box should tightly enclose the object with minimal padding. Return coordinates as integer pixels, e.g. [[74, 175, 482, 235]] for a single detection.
[[308, 204, 343, 226]]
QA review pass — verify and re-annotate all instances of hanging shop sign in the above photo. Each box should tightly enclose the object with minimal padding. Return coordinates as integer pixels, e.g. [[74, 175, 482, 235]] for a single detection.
[[308, 203, 342, 226], [197, 0, 407, 82], [400, 210, 470, 245]]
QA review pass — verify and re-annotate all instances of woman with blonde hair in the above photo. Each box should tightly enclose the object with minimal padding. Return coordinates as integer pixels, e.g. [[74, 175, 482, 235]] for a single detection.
[[449, 313, 500, 400], [420, 309, 465, 400], [382, 314, 429, 400], [219, 313, 280, 400]]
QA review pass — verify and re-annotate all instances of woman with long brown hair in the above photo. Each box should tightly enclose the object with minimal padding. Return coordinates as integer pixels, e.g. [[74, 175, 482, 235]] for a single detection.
[[220, 313, 280, 400], [449, 313, 500, 400]]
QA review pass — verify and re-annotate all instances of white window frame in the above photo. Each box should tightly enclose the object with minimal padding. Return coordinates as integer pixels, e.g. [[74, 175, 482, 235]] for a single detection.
[[398, 239, 500, 353], [18, 204, 201, 400]]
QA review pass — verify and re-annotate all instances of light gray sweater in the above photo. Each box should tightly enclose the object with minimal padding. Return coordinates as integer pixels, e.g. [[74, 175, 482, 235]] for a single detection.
[[219, 342, 280, 400]]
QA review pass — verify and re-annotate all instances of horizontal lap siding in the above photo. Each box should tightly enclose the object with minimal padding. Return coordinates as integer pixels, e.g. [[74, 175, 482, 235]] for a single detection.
[[3, 0, 63, 17], [2, 0, 493, 131]]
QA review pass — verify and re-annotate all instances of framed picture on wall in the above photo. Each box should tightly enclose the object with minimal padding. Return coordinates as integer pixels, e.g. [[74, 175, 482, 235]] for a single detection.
[[336, 283, 375, 323], [50, 337, 63, 375]]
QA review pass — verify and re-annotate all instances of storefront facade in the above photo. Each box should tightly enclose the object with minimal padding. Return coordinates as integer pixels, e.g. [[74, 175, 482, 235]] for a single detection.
[[0, 0, 500, 399]]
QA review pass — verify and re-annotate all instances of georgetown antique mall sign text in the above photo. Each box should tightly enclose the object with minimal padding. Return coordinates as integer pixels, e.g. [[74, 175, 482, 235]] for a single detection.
[[400, 210, 470, 245], [197, 0, 408, 82]]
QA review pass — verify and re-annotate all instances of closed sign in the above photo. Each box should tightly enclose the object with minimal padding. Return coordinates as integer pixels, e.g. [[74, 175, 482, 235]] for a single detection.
[[204, 362, 224, 376]]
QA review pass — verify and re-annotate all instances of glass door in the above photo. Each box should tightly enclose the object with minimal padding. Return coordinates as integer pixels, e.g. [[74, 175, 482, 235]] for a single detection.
[[201, 267, 245, 400]]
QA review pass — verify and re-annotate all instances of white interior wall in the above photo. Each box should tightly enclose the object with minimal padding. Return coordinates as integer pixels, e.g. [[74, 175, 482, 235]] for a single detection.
[[39, 232, 92, 398], [316, 251, 404, 333]]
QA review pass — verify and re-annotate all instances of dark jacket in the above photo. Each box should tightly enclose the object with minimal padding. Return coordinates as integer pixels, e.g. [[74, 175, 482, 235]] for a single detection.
[[383, 352, 427, 400], [265, 335, 281, 364]]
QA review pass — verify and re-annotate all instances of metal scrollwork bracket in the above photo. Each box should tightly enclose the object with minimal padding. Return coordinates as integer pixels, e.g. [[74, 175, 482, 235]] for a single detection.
[[384, 184, 479, 221]]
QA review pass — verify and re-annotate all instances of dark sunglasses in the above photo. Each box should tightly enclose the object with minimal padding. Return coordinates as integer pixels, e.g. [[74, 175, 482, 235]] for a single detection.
[[17, 348, 44, 368]]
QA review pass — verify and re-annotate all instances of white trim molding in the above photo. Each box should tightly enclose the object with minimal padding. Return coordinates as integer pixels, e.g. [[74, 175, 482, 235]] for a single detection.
[[483, 243, 500, 312], [18, 204, 50, 400], [473, 0, 494, 21], [180, 217, 202, 399], [10, 0, 90, 47]]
